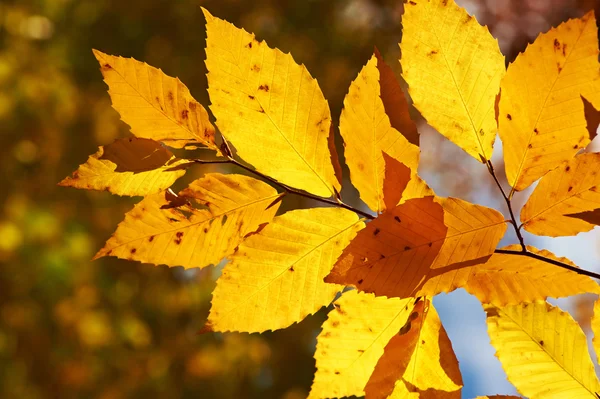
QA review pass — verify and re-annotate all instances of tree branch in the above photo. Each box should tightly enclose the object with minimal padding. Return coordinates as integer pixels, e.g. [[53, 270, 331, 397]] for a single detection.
[[486, 160, 526, 251], [191, 158, 375, 220], [494, 248, 600, 280]]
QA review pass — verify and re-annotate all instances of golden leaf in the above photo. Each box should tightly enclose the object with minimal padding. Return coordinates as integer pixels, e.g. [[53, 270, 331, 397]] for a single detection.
[[592, 298, 600, 365], [205, 208, 363, 333], [521, 153, 600, 236], [325, 196, 507, 298], [365, 300, 462, 399], [340, 52, 430, 212], [94, 174, 281, 268], [485, 301, 600, 398], [309, 291, 415, 399], [400, 0, 505, 162], [203, 8, 340, 197], [423, 245, 600, 306], [474, 396, 522, 399], [93, 50, 218, 150], [582, 95, 600, 142], [59, 138, 186, 196], [499, 12, 600, 191]]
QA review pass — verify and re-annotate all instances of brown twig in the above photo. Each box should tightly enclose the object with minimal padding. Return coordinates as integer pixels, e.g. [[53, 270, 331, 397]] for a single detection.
[[486, 160, 526, 251], [494, 248, 600, 280], [191, 156, 375, 220], [486, 159, 600, 280]]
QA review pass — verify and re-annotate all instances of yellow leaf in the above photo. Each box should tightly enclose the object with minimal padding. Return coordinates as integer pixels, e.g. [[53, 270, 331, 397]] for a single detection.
[[592, 298, 600, 365], [376, 49, 419, 148], [499, 12, 600, 191], [474, 396, 522, 399], [582, 95, 600, 142], [203, 8, 340, 198], [400, 0, 505, 162], [388, 379, 461, 399], [382, 153, 411, 211], [325, 196, 507, 298], [423, 245, 600, 306], [365, 300, 462, 399], [485, 301, 600, 398], [308, 291, 415, 399], [340, 52, 430, 212], [93, 50, 218, 151], [205, 208, 364, 333], [94, 174, 281, 268], [59, 138, 186, 196], [520, 153, 600, 236]]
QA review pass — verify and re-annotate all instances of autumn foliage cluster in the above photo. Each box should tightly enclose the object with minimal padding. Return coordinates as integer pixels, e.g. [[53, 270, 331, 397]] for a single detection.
[[61, 0, 600, 397]]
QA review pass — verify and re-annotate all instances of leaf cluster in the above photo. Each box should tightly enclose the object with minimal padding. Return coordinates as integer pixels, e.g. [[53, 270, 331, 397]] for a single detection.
[[61, 1, 600, 397]]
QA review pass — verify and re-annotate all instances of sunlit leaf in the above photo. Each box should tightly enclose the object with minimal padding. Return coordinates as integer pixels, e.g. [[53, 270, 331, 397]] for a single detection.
[[59, 138, 187, 196], [203, 8, 340, 197], [365, 300, 462, 399], [309, 291, 415, 398], [400, 0, 505, 162], [94, 174, 282, 268], [93, 50, 219, 150], [326, 196, 507, 298], [521, 153, 600, 236], [486, 301, 600, 398], [205, 208, 363, 333], [340, 52, 430, 212], [499, 12, 600, 191]]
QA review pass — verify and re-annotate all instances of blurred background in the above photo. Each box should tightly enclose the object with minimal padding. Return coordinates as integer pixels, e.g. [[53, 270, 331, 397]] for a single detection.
[[2, 0, 600, 398]]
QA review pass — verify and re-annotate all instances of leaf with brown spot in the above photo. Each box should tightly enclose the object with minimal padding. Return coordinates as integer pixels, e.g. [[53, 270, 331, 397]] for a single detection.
[[93, 50, 219, 151], [325, 196, 507, 299], [203, 8, 340, 197], [400, 0, 505, 162], [486, 301, 600, 398], [365, 300, 462, 399], [521, 153, 600, 236], [94, 174, 281, 268], [420, 245, 600, 306], [308, 291, 415, 398], [499, 12, 600, 191], [340, 52, 431, 213], [206, 208, 364, 333], [58, 138, 187, 196]]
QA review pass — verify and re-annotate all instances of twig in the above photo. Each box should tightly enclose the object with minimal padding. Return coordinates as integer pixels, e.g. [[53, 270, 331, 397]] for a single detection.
[[495, 248, 600, 280], [486, 160, 526, 251], [192, 158, 375, 220]]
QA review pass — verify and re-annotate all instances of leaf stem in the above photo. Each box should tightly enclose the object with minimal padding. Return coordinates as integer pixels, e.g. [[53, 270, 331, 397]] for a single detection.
[[494, 248, 600, 280], [486, 160, 526, 251], [192, 143, 375, 220]]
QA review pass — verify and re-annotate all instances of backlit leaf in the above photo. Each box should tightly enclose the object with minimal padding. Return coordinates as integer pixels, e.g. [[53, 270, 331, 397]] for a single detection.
[[423, 245, 600, 306], [521, 153, 600, 236], [592, 297, 600, 364], [400, 0, 505, 162], [365, 300, 462, 399], [94, 174, 281, 268], [326, 196, 506, 298], [499, 12, 600, 191], [309, 291, 414, 399], [93, 50, 218, 150], [203, 8, 340, 198], [486, 301, 600, 398], [205, 208, 363, 333], [340, 52, 430, 212], [59, 138, 187, 196]]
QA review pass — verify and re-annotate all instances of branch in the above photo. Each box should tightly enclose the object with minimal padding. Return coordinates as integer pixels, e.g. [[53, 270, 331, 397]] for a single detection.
[[191, 157, 375, 220], [495, 248, 600, 280], [486, 160, 526, 251]]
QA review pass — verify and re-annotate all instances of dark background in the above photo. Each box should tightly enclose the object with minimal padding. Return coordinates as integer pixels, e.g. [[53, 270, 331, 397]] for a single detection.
[[1, 0, 598, 397]]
